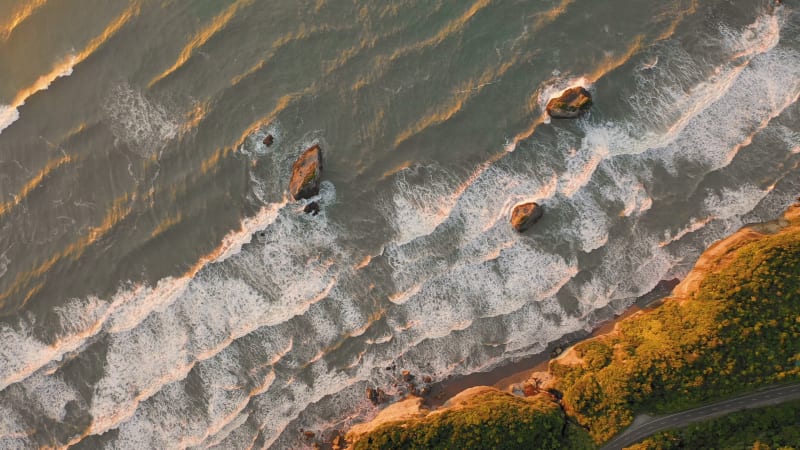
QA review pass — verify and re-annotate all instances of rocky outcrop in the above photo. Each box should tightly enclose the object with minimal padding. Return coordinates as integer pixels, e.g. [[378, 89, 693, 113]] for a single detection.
[[511, 202, 543, 232], [289, 144, 322, 200], [303, 201, 320, 216], [365, 387, 389, 406], [546, 86, 592, 119], [345, 397, 427, 446]]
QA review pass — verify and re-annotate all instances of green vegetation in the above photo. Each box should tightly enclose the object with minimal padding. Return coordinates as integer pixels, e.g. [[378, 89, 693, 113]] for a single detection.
[[627, 399, 800, 450], [352, 389, 593, 450], [552, 228, 800, 442], [349, 214, 800, 449]]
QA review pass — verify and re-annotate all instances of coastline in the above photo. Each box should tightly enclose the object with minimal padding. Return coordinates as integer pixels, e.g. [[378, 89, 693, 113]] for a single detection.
[[338, 202, 800, 449]]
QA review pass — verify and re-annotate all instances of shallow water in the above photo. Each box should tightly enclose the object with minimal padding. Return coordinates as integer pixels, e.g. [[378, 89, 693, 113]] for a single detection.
[[0, 0, 798, 448]]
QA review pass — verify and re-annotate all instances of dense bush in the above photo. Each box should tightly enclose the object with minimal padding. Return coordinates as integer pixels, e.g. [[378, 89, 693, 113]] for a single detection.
[[351, 221, 800, 449], [352, 390, 593, 450], [629, 399, 800, 450], [552, 229, 800, 442]]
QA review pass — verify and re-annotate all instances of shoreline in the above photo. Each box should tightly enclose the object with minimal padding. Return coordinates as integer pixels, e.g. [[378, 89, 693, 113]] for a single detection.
[[422, 278, 679, 409], [337, 203, 799, 449]]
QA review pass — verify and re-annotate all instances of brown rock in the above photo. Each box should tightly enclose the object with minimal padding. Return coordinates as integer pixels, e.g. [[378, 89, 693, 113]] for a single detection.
[[523, 382, 539, 396], [289, 144, 322, 200], [366, 387, 378, 404], [366, 387, 390, 405], [303, 431, 315, 439], [546, 86, 592, 119], [422, 375, 432, 384], [401, 370, 414, 382], [263, 134, 274, 147], [511, 202, 544, 232]]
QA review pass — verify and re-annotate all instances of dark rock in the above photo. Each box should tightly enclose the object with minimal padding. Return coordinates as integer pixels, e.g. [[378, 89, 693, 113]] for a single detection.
[[422, 375, 432, 384], [289, 144, 322, 200], [303, 431, 315, 439], [366, 387, 378, 404], [401, 370, 414, 382], [546, 86, 592, 119], [303, 201, 320, 215], [263, 134, 274, 147], [511, 202, 544, 232], [366, 387, 389, 405]]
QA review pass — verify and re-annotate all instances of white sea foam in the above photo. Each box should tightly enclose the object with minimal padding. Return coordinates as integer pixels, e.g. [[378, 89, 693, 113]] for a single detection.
[[566, 191, 611, 253], [24, 372, 81, 422], [2, 8, 798, 450], [578, 231, 675, 312], [0, 105, 20, 134], [659, 216, 714, 248], [502, 296, 584, 355], [0, 202, 286, 394], [702, 185, 771, 234], [597, 160, 653, 217], [105, 83, 181, 158], [0, 400, 35, 450], [558, 141, 609, 198], [589, 12, 789, 164], [0, 57, 75, 135], [81, 187, 342, 440], [238, 121, 284, 158], [384, 164, 461, 245], [0, 297, 110, 391]]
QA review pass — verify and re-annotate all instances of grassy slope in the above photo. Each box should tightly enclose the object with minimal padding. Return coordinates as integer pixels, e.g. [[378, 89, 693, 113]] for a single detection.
[[552, 221, 800, 443], [352, 390, 593, 450], [350, 207, 800, 449]]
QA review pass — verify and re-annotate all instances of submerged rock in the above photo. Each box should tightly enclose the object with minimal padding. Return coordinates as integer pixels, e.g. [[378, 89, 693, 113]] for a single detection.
[[511, 202, 543, 232], [289, 144, 322, 200], [303, 201, 320, 215], [546, 86, 592, 119]]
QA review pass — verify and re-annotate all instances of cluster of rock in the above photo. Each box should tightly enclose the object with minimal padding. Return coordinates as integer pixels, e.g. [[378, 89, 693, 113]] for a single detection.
[[281, 86, 590, 230], [506, 85, 593, 232], [301, 429, 345, 450], [293, 86, 599, 448], [299, 367, 435, 449], [365, 368, 435, 407]]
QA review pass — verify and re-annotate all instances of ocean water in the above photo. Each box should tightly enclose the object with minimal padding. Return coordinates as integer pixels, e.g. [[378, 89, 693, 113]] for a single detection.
[[0, 0, 798, 448]]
